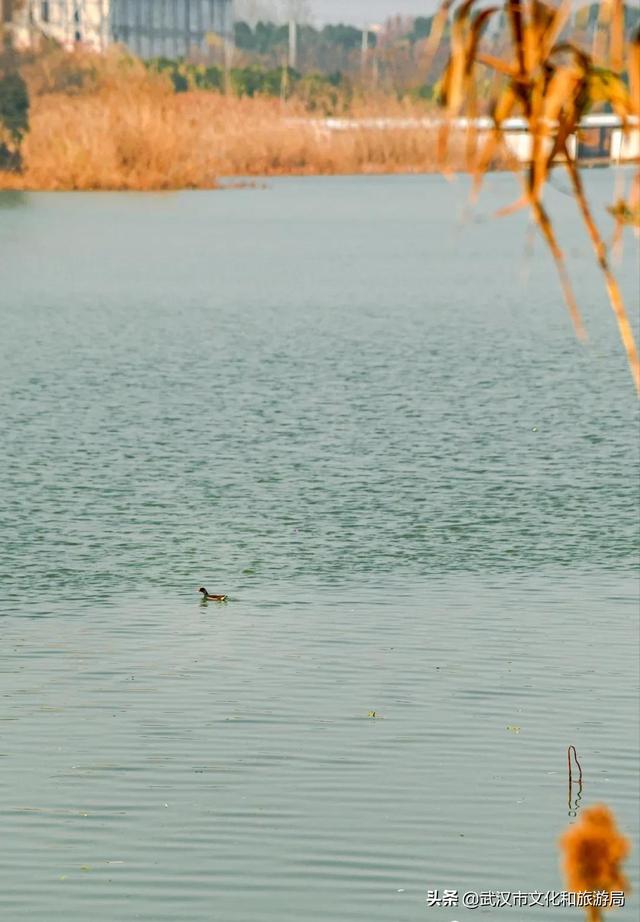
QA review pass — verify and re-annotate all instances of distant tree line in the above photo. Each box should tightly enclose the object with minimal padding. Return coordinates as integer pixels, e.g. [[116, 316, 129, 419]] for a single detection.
[[146, 57, 350, 111], [234, 21, 376, 56], [225, 3, 639, 96]]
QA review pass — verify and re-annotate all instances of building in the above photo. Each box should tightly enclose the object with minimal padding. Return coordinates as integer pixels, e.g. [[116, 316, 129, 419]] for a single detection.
[[8, 1, 235, 59]]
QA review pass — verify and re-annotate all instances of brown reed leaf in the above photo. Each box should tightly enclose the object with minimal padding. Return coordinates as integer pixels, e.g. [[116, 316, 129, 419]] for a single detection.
[[466, 7, 501, 76], [439, 1, 501, 171], [507, 0, 527, 80], [530, 193, 587, 341], [564, 153, 640, 391], [530, 64, 582, 200], [476, 52, 518, 77], [420, 0, 456, 78], [495, 194, 529, 217], [609, 0, 625, 72], [538, 0, 572, 61], [588, 69, 633, 119], [471, 84, 519, 198]]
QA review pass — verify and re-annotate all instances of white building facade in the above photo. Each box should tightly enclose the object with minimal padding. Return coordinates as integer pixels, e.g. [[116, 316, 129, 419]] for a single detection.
[[11, 0, 234, 58]]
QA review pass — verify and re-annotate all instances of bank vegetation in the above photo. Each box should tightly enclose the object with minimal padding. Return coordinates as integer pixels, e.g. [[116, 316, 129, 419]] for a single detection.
[[0, 36, 502, 192]]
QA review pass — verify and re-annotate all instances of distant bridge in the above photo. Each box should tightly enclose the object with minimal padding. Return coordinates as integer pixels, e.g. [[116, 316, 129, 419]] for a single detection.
[[293, 113, 640, 165]]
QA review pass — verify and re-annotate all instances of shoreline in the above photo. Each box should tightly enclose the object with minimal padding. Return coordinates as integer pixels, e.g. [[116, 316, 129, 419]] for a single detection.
[[0, 163, 494, 193], [3, 161, 626, 194]]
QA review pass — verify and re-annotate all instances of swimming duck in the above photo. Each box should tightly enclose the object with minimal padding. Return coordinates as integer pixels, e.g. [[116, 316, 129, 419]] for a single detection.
[[198, 587, 228, 602]]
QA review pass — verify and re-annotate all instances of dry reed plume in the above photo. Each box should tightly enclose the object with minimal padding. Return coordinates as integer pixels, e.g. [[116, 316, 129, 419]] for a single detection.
[[560, 805, 631, 921]]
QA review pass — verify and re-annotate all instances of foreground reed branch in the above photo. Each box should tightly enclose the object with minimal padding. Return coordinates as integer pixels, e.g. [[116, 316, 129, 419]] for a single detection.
[[435, 0, 640, 392]]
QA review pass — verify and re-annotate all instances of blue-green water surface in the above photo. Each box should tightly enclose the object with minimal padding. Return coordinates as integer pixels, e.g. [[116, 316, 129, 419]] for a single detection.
[[0, 174, 638, 921]]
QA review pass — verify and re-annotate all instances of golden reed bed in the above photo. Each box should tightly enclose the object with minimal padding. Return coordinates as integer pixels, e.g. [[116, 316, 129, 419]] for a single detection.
[[0, 80, 501, 191]]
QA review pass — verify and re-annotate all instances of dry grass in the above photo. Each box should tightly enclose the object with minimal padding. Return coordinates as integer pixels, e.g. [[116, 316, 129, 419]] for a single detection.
[[0, 46, 505, 192], [0, 89, 488, 191]]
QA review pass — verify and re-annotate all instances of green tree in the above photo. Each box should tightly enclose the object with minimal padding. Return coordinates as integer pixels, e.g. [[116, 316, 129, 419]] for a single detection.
[[0, 44, 29, 170]]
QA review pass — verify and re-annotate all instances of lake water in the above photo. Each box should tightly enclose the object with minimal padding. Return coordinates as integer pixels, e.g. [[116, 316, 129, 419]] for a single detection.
[[1, 174, 638, 921]]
